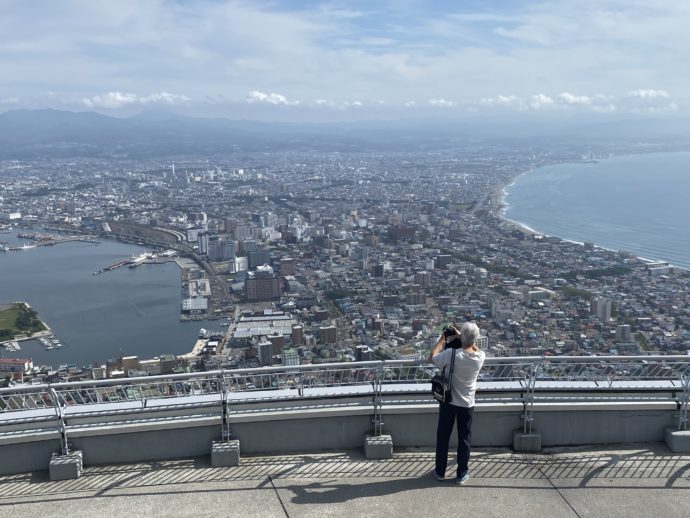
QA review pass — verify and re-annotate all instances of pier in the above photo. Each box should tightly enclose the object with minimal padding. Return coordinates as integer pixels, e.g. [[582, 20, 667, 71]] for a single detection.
[[94, 250, 177, 275], [7, 234, 100, 251], [93, 259, 129, 275]]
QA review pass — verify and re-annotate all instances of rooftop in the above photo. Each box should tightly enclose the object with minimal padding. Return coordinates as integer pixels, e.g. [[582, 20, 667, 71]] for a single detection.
[[2, 445, 689, 517]]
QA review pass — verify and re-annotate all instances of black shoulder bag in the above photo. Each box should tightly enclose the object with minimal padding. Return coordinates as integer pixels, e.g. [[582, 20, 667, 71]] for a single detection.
[[431, 350, 456, 403]]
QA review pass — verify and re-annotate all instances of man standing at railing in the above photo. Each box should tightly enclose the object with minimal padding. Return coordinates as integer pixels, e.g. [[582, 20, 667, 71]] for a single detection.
[[429, 322, 485, 485]]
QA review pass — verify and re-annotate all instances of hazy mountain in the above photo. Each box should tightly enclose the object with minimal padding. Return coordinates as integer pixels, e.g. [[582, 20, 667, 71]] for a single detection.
[[0, 109, 688, 159]]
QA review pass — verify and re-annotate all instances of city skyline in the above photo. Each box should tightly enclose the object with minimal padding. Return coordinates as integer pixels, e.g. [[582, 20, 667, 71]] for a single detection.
[[1, 0, 688, 121]]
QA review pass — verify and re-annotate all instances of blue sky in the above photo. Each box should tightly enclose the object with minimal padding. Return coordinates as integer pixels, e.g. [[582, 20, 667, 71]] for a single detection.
[[0, 0, 687, 121]]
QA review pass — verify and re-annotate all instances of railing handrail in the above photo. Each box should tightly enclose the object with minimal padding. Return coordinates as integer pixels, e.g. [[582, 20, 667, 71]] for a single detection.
[[2, 355, 690, 396]]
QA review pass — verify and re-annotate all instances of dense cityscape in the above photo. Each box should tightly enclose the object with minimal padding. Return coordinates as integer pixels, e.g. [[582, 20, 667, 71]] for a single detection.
[[4, 2, 690, 513], [2, 140, 689, 385]]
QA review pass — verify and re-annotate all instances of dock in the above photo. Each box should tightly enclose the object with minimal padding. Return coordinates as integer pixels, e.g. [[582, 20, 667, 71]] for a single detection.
[[8, 234, 100, 251], [93, 259, 129, 275], [179, 338, 209, 359]]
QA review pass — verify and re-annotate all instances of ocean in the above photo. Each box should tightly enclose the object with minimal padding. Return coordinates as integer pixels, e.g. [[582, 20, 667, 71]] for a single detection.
[[503, 151, 690, 270], [0, 231, 216, 367]]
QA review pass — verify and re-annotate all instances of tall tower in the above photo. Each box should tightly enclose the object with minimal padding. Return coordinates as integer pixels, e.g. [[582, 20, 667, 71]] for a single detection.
[[590, 297, 612, 322]]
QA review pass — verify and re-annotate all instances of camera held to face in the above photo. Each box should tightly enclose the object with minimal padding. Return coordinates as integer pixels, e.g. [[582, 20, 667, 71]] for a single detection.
[[442, 325, 457, 338]]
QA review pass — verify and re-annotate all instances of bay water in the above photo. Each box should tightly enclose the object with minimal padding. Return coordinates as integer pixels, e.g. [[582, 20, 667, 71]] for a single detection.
[[504, 151, 690, 270], [0, 232, 215, 367]]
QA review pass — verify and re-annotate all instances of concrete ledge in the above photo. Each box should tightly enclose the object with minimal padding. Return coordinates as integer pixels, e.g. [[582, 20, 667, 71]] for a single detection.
[[383, 402, 523, 414], [532, 401, 677, 411], [65, 401, 220, 423], [0, 428, 60, 446], [67, 415, 221, 437], [512, 429, 542, 452], [49, 450, 83, 481], [364, 434, 393, 459], [228, 405, 375, 423], [664, 427, 690, 453], [211, 440, 240, 467]]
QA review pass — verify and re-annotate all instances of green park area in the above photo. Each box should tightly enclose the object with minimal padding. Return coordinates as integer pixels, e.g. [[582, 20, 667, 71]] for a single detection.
[[0, 303, 47, 340]]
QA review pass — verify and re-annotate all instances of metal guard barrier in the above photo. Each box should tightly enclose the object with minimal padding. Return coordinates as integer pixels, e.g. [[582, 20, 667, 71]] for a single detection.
[[1, 356, 689, 453]]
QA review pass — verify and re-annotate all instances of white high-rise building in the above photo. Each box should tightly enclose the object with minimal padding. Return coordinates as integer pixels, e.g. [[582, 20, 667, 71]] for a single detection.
[[282, 348, 300, 366], [591, 297, 612, 322]]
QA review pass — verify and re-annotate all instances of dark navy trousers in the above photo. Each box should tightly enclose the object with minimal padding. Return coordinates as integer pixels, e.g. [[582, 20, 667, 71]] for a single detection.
[[435, 402, 474, 479]]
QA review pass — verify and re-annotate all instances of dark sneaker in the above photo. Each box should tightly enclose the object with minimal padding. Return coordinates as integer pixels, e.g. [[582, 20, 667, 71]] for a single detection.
[[432, 470, 445, 481], [455, 473, 470, 485]]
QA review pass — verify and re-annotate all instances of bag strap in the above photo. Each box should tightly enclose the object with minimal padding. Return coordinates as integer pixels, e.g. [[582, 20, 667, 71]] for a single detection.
[[448, 349, 456, 388]]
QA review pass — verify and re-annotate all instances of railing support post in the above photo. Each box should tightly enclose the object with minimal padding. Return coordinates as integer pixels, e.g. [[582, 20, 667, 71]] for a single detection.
[[522, 360, 540, 435], [219, 374, 231, 441], [664, 373, 690, 453], [372, 362, 384, 436], [364, 362, 393, 459], [679, 374, 689, 431], [513, 359, 542, 452], [48, 388, 69, 456], [211, 373, 241, 466]]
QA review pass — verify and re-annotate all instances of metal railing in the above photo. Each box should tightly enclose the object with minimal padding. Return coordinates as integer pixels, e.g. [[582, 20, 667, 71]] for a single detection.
[[680, 374, 690, 431], [2, 356, 690, 454]]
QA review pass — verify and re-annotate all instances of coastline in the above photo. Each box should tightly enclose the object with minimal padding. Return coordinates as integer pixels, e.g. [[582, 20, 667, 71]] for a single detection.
[[491, 156, 689, 271], [0, 301, 53, 345], [1, 234, 216, 366]]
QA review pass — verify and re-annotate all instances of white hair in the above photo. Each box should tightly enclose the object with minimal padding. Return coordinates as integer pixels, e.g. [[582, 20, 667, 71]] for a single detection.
[[460, 322, 480, 346]]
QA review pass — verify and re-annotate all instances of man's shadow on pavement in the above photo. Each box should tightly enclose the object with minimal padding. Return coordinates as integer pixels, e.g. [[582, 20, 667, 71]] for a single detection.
[[283, 476, 440, 505]]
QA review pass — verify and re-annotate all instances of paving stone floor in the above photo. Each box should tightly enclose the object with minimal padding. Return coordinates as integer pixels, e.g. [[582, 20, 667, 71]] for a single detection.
[[1, 444, 689, 517]]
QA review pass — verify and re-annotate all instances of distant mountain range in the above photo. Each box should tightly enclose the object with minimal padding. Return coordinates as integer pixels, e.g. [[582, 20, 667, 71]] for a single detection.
[[0, 108, 688, 159]]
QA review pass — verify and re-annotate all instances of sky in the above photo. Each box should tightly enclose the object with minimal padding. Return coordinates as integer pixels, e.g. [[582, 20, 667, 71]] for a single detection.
[[0, 0, 688, 121]]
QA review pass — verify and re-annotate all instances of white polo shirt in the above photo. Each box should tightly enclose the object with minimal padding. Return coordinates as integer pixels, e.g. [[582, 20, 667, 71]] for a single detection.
[[432, 348, 485, 408]]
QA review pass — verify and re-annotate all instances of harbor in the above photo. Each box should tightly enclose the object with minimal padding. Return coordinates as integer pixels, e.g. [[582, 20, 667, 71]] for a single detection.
[[1, 233, 219, 366], [1, 231, 100, 252], [38, 335, 62, 350], [0, 334, 62, 356], [92, 249, 178, 275]]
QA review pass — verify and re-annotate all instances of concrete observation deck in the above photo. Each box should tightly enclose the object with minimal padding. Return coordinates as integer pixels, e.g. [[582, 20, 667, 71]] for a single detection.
[[1, 445, 689, 517], [1, 356, 689, 516]]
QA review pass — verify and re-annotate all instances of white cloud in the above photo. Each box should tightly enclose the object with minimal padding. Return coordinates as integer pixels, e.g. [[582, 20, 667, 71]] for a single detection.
[[246, 90, 299, 106], [590, 103, 617, 113], [627, 89, 670, 99], [529, 94, 554, 109], [0, 96, 19, 104], [81, 91, 190, 109], [82, 92, 137, 109], [494, 25, 552, 46], [479, 92, 623, 113], [623, 89, 676, 112], [428, 98, 456, 107], [1, 1, 689, 120], [557, 92, 591, 105], [480, 95, 523, 109], [146, 92, 191, 105]]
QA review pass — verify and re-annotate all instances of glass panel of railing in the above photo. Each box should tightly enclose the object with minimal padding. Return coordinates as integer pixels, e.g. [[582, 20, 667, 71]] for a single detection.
[[0, 390, 53, 413], [50, 376, 222, 407], [479, 361, 533, 381], [223, 365, 379, 393], [538, 359, 690, 383]]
